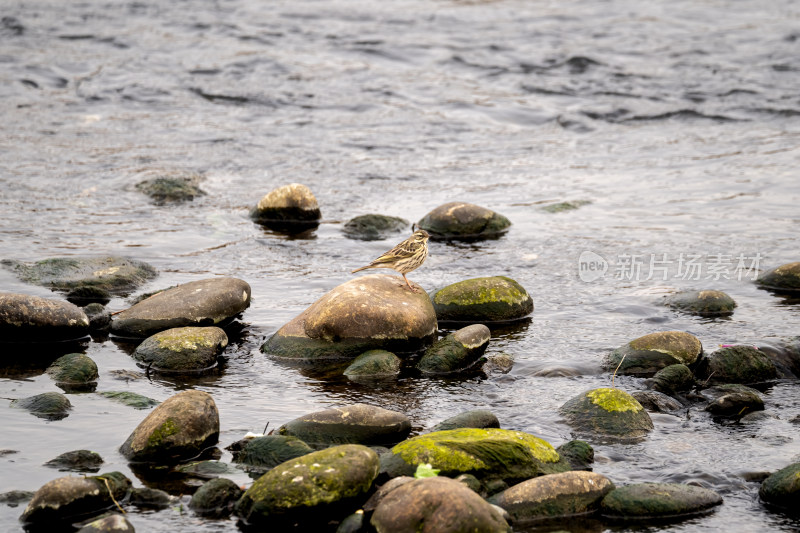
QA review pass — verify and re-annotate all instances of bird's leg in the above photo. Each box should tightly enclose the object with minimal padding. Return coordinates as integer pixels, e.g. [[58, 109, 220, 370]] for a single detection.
[[402, 274, 419, 293]]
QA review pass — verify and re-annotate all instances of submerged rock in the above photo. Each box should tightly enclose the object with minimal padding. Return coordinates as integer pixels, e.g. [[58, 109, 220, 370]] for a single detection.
[[559, 388, 654, 442], [540, 200, 592, 213], [132, 326, 227, 373], [19, 471, 131, 526], [11, 392, 72, 420], [431, 276, 533, 324], [76, 513, 135, 533], [650, 364, 695, 396], [2, 256, 157, 296], [230, 435, 313, 471], [0, 490, 34, 508], [83, 303, 111, 332], [66, 286, 111, 306], [417, 324, 491, 374], [490, 471, 614, 522], [119, 390, 219, 463], [695, 346, 777, 385], [250, 183, 321, 231], [0, 293, 89, 342], [606, 331, 703, 377], [190, 477, 242, 518], [98, 391, 159, 410], [383, 428, 568, 484], [344, 350, 401, 378], [278, 403, 411, 446], [44, 450, 103, 473], [135, 174, 205, 204], [417, 202, 511, 240], [46, 353, 98, 392], [129, 487, 175, 509], [111, 277, 251, 338], [600, 482, 722, 519], [555, 440, 595, 471], [262, 274, 437, 360], [343, 214, 409, 241], [431, 410, 500, 432], [236, 445, 379, 528], [372, 476, 510, 533], [630, 390, 685, 413], [703, 384, 764, 417], [757, 262, 800, 293], [759, 462, 800, 511], [665, 290, 736, 317]]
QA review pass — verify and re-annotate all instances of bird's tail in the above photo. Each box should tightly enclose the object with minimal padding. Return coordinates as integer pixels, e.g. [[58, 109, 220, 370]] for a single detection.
[[351, 265, 371, 273]]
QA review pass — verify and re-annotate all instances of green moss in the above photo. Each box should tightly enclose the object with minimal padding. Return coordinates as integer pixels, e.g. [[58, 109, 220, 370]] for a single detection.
[[628, 331, 701, 361], [434, 277, 528, 307], [148, 418, 179, 447], [587, 388, 643, 413]]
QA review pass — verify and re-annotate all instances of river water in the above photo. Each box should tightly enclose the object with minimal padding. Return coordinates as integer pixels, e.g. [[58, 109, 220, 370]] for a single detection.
[[1, 0, 799, 531]]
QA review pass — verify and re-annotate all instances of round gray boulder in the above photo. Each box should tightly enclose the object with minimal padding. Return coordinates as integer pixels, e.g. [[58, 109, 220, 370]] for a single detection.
[[229, 435, 313, 472], [600, 482, 722, 519], [650, 364, 695, 396], [695, 345, 777, 385], [665, 290, 736, 317], [343, 214, 409, 241], [703, 384, 764, 417], [0, 293, 89, 342], [371, 476, 511, 533], [76, 513, 135, 533], [559, 388, 654, 442], [431, 276, 533, 324], [759, 462, 800, 511], [11, 392, 72, 420], [44, 450, 103, 473], [262, 274, 437, 359], [132, 326, 227, 373], [758, 262, 800, 292], [606, 331, 703, 377], [431, 409, 500, 432], [250, 183, 321, 229], [417, 324, 491, 374], [189, 477, 242, 518], [46, 353, 98, 392], [344, 350, 401, 378], [111, 277, 251, 338], [417, 202, 511, 240], [630, 391, 685, 413], [119, 390, 219, 463], [278, 403, 411, 446]]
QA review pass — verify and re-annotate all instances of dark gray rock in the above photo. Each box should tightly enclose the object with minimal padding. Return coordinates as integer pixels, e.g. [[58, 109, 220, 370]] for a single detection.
[[250, 183, 321, 231], [417, 202, 511, 241], [759, 462, 800, 511], [559, 388, 654, 442], [119, 390, 219, 463], [344, 349, 401, 378], [556, 440, 595, 471], [132, 326, 227, 373], [665, 290, 736, 317], [606, 331, 703, 377], [46, 353, 98, 392], [44, 450, 103, 473], [189, 478, 242, 518], [230, 435, 313, 472], [418, 324, 491, 374], [129, 486, 175, 510], [757, 262, 800, 293], [343, 214, 409, 241], [98, 391, 159, 410], [540, 200, 591, 213], [66, 286, 111, 306], [336, 510, 365, 533], [278, 403, 411, 446], [11, 392, 72, 420], [175, 460, 243, 479], [75, 513, 135, 533], [0, 293, 89, 342], [695, 346, 777, 385], [431, 409, 500, 432], [703, 384, 764, 417], [601, 482, 722, 519], [83, 303, 111, 332], [0, 490, 34, 508], [431, 276, 533, 324], [631, 390, 685, 413], [650, 364, 694, 396], [111, 277, 251, 338], [135, 174, 205, 204]]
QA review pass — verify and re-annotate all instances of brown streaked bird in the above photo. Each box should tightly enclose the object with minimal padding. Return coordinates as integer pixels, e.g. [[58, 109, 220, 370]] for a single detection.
[[352, 229, 430, 292]]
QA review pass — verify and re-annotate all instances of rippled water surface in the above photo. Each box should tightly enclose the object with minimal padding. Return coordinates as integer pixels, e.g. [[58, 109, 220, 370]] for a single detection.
[[1, 0, 800, 531]]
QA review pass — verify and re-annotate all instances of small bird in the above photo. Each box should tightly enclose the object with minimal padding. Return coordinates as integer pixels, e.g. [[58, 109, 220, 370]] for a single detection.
[[352, 229, 430, 292]]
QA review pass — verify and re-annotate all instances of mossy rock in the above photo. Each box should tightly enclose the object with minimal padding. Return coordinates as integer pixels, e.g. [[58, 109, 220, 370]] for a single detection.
[[132, 326, 227, 373], [230, 435, 313, 472], [176, 460, 243, 479], [128, 487, 175, 509], [135, 175, 206, 204], [342, 214, 409, 241], [556, 440, 594, 471], [431, 410, 500, 432], [665, 290, 736, 317], [606, 331, 703, 377], [76, 513, 135, 533], [759, 462, 800, 511], [66, 286, 111, 306], [600, 482, 722, 519], [11, 392, 72, 421], [384, 428, 569, 485], [757, 262, 800, 292], [190, 477, 242, 518], [540, 200, 591, 213], [703, 384, 764, 417], [559, 388, 654, 442], [46, 353, 98, 392], [0, 293, 90, 342], [630, 391, 684, 413], [278, 403, 411, 446], [695, 346, 777, 385], [344, 350, 401, 378], [250, 183, 321, 230], [236, 444, 379, 528], [20, 471, 131, 526], [431, 276, 533, 324], [2, 256, 157, 296], [417, 202, 511, 240], [651, 364, 694, 395], [0, 490, 34, 508], [490, 471, 613, 522], [83, 303, 111, 332], [98, 391, 159, 410], [417, 324, 491, 374], [44, 450, 103, 473]]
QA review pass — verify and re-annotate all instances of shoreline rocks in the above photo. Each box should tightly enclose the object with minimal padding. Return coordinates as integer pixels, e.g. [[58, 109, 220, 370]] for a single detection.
[[694, 346, 777, 385]]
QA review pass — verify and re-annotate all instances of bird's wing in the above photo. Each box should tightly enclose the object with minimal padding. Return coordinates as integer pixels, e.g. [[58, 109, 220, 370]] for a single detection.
[[370, 239, 417, 264]]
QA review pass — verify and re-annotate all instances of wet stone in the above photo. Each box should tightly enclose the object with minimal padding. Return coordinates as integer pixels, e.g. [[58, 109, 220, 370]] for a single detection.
[[344, 349, 401, 378], [417, 324, 491, 374], [0, 293, 89, 343], [229, 434, 313, 472], [417, 202, 511, 240], [665, 290, 736, 317], [556, 440, 595, 471], [606, 331, 703, 377], [11, 392, 72, 421], [278, 403, 411, 446], [650, 364, 695, 396], [631, 390, 685, 413], [250, 183, 321, 232], [703, 384, 764, 417], [431, 409, 500, 432], [540, 200, 592, 213], [98, 391, 159, 409], [431, 276, 533, 324], [343, 214, 409, 241], [757, 262, 800, 293], [83, 303, 111, 332], [129, 486, 175, 509], [111, 277, 251, 338], [695, 346, 777, 385], [559, 388, 654, 442], [371, 476, 511, 533], [759, 462, 800, 511], [46, 353, 98, 392], [0, 490, 34, 508], [489, 471, 614, 522], [66, 286, 111, 306], [176, 460, 243, 479], [132, 326, 227, 373], [135, 174, 206, 204], [44, 450, 104, 473], [189, 477, 242, 518], [600, 482, 723, 519], [75, 513, 136, 533]]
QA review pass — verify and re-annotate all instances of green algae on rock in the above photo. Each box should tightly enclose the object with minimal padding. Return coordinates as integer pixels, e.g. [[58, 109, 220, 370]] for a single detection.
[[540, 200, 592, 213], [759, 462, 800, 511], [11, 392, 72, 421], [229, 435, 313, 472], [236, 444, 379, 528], [417, 202, 511, 240], [384, 428, 568, 484], [665, 290, 737, 317], [98, 391, 159, 410], [135, 174, 206, 204], [46, 353, 98, 392], [431, 276, 533, 324], [600, 482, 722, 519], [189, 477, 242, 518], [417, 324, 490, 374], [44, 450, 103, 473], [703, 384, 764, 417], [132, 326, 227, 373], [695, 346, 777, 385], [757, 262, 800, 293], [344, 350, 401, 378], [606, 331, 703, 377], [651, 364, 695, 396], [431, 409, 500, 432], [559, 388, 654, 442]]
